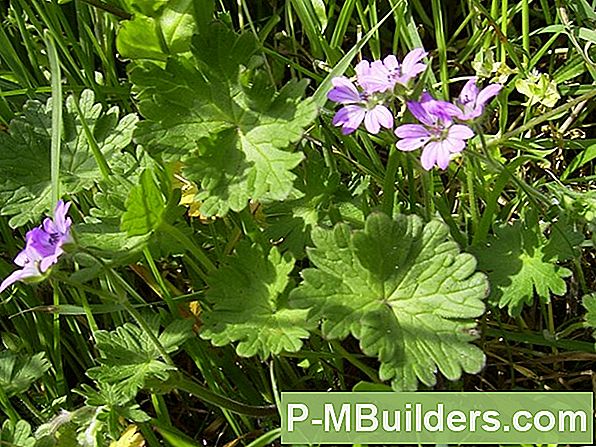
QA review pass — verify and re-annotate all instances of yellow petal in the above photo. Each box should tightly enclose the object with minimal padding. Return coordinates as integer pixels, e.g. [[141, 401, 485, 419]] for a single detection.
[[109, 425, 145, 447]]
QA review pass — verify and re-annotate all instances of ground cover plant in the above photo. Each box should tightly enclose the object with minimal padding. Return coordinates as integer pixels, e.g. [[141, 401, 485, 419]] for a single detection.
[[0, 0, 595, 446]]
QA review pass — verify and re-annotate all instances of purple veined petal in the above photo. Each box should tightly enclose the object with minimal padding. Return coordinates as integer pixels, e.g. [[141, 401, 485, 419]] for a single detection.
[[383, 54, 400, 72], [395, 124, 430, 139], [14, 251, 28, 267], [332, 105, 353, 125], [28, 227, 57, 259], [476, 83, 503, 107], [371, 105, 394, 129], [39, 254, 60, 273], [53, 200, 72, 234], [455, 104, 479, 121], [364, 112, 381, 134], [360, 60, 394, 93], [0, 263, 41, 293], [434, 141, 452, 170], [355, 60, 371, 79], [407, 100, 434, 126], [14, 243, 42, 267], [396, 63, 426, 84], [328, 76, 361, 103], [448, 124, 474, 140], [401, 48, 427, 74], [426, 99, 461, 120], [396, 137, 430, 152], [443, 136, 466, 153], [364, 105, 394, 134], [419, 91, 434, 103], [459, 78, 479, 105], [420, 141, 439, 170], [332, 105, 366, 134]]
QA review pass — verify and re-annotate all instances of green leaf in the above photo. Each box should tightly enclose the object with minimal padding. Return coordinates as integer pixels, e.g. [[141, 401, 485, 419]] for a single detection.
[[263, 147, 339, 258], [122, 0, 168, 16], [87, 318, 194, 395], [472, 221, 572, 316], [131, 21, 317, 216], [0, 89, 138, 228], [121, 168, 166, 236], [583, 293, 596, 347], [0, 351, 50, 397], [289, 213, 488, 390], [201, 242, 312, 358], [0, 420, 36, 447], [515, 72, 560, 107], [116, 0, 196, 61]]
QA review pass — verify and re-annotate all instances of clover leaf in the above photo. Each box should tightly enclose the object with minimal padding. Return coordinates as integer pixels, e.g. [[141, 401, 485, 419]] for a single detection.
[[289, 212, 488, 390], [131, 21, 317, 216], [201, 242, 312, 358]]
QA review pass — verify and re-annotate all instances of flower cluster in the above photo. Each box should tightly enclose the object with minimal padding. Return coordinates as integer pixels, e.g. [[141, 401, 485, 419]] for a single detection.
[[328, 50, 502, 170], [0, 200, 72, 293]]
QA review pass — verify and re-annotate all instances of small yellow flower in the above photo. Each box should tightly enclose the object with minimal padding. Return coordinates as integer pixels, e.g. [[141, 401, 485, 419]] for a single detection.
[[109, 425, 145, 447]]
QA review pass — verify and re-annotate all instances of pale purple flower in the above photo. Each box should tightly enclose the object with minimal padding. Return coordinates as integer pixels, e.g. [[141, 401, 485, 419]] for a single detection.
[[327, 76, 393, 134], [0, 200, 72, 293], [357, 48, 427, 93], [455, 77, 502, 120], [395, 93, 474, 170]]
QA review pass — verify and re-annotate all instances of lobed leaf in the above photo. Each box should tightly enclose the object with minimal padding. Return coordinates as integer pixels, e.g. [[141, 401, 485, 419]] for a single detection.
[[0, 90, 137, 228], [131, 21, 317, 216], [0, 351, 50, 397], [472, 220, 573, 316], [290, 213, 488, 390], [201, 242, 313, 358]]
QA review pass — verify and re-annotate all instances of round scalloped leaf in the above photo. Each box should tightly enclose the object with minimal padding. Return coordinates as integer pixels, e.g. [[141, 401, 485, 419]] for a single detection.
[[200, 242, 313, 358], [290, 212, 488, 390]]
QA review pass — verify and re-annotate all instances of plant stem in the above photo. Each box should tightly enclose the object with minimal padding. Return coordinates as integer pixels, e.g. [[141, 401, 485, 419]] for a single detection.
[[161, 222, 216, 273], [330, 340, 381, 384], [167, 372, 278, 417]]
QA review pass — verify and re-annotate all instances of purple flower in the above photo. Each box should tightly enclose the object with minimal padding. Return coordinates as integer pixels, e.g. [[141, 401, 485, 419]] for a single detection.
[[357, 48, 427, 93], [0, 200, 72, 293], [455, 77, 502, 120], [394, 93, 474, 170], [327, 76, 393, 134]]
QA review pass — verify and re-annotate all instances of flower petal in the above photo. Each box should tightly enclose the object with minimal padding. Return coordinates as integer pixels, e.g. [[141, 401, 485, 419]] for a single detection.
[[333, 105, 366, 134], [0, 264, 40, 293], [394, 124, 430, 139], [476, 83, 502, 107], [401, 48, 427, 74], [443, 137, 466, 153], [396, 137, 430, 152], [39, 254, 60, 273], [426, 99, 461, 120], [54, 200, 72, 234], [448, 124, 474, 140], [434, 141, 452, 170], [371, 105, 394, 129], [420, 141, 438, 170], [383, 54, 400, 71], [355, 60, 371, 79], [459, 78, 479, 104], [364, 112, 381, 134], [328, 77, 361, 103], [407, 100, 434, 126]]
